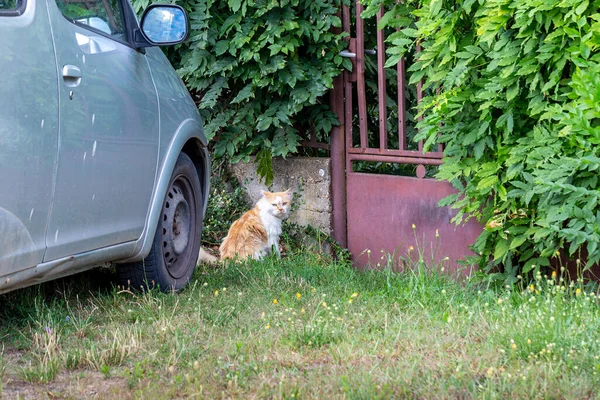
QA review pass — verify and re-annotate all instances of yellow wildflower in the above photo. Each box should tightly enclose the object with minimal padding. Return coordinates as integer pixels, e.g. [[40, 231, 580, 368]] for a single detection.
[[322, 301, 327, 308], [214, 290, 219, 297], [265, 324, 270, 330], [301, 308, 305, 313], [296, 293, 301, 299], [351, 292, 358, 298], [576, 288, 582, 296], [412, 224, 416, 229], [273, 299, 278, 304]]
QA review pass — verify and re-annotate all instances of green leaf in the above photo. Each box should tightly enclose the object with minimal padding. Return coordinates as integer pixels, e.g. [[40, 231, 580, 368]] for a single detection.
[[256, 116, 273, 132], [231, 84, 254, 104], [255, 148, 274, 186], [575, 1, 589, 15], [429, 0, 442, 16], [477, 175, 498, 191], [506, 82, 519, 102], [214, 40, 229, 56], [509, 235, 528, 250], [228, 0, 241, 13], [494, 239, 509, 261]]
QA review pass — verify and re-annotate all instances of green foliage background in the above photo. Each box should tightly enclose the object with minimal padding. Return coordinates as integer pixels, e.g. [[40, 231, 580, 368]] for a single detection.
[[366, 0, 600, 280], [133, 0, 349, 185]]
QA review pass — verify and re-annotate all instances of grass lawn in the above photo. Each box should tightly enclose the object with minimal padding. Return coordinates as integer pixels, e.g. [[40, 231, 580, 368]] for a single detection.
[[1, 250, 599, 399]]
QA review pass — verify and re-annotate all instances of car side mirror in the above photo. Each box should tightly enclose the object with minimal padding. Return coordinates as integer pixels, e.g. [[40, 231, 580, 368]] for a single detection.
[[136, 4, 189, 47]]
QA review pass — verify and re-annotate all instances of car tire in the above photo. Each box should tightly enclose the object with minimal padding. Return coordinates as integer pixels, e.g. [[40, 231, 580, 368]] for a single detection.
[[118, 152, 203, 292]]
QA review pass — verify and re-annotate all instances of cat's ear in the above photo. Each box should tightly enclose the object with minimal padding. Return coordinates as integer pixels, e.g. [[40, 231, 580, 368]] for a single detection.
[[260, 190, 270, 196], [284, 188, 292, 193]]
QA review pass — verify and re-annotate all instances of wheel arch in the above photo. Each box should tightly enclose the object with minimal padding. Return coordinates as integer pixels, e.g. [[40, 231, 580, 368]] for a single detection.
[[181, 138, 210, 219], [117, 118, 210, 263]]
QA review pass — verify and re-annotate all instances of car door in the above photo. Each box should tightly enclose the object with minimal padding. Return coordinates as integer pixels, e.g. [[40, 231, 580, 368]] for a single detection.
[[44, 0, 160, 261], [0, 0, 59, 276]]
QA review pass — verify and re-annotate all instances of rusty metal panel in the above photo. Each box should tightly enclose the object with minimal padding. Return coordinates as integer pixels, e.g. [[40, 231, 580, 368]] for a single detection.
[[346, 172, 482, 274]]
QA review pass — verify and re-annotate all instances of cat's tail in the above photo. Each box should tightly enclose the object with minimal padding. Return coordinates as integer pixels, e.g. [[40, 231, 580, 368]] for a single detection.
[[198, 247, 219, 264]]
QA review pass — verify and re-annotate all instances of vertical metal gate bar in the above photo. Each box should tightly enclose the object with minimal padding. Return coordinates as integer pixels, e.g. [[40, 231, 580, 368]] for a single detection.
[[416, 44, 423, 153], [330, 5, 348, 248], [376, 6, 388, 150], [355, 1, 368, 149], [343, 4, 354, 177], [396, 0, 406, 151], [397, 57, 406, 151]]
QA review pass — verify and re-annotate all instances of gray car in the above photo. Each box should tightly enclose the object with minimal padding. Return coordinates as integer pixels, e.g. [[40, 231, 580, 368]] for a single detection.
[[0, 0, 209, 293]]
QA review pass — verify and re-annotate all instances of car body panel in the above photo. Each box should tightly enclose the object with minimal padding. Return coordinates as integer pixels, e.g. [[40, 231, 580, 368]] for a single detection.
[[0, 0, 59, 276], [43, 0, 160, 261], [0, 0, 210, 294]]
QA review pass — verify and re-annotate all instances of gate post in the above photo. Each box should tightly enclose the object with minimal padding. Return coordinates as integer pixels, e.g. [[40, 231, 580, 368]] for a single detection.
[[329, 71, 347, 247]]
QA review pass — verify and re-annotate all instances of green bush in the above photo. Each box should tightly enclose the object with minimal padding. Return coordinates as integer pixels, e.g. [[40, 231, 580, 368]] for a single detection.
[[366, 0, 600, 280], [202, 158, 250, 248], [132, 0, 349, 185]]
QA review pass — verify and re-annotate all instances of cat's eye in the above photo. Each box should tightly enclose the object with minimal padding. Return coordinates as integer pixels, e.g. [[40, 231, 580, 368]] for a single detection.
[[282, 202, 288, 205], [272, 203, 277, 206]]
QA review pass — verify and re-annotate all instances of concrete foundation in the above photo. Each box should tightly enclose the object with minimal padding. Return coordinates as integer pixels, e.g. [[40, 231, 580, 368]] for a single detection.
[[228, 157, 332, 234]]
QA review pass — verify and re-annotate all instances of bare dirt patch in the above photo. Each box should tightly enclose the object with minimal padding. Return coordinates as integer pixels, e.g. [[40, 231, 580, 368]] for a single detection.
[[2, 348, 130, 400]]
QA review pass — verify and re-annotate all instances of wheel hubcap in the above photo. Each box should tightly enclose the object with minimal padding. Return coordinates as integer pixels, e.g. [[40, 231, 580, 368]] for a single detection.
[[161, 178, 194, 278]]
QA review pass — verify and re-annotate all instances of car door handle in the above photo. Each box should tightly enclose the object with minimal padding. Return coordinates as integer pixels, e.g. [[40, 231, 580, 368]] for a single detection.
[[62, 65, 82, 87]]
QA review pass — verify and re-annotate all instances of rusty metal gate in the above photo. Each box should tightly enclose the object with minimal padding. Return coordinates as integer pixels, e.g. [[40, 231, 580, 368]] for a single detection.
[[329, 2, 481, 272]]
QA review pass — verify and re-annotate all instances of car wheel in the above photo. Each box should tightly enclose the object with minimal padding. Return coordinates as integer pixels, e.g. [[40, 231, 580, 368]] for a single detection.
[[118, 152, 203, 292]]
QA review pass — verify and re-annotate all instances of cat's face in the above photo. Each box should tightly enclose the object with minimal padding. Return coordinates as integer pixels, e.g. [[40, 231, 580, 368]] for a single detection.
[[261, 190, 292, 219]]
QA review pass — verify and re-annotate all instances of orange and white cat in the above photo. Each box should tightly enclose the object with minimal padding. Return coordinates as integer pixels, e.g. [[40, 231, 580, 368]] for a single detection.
[[218, 189, 292, 260]]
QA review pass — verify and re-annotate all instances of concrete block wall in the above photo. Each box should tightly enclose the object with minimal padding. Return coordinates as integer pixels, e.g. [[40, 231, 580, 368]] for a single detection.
[[228, 157, 332, 234]]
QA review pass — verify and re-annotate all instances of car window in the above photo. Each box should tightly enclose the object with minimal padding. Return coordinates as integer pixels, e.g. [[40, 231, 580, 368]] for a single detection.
[[0, 0, 24, 14], [0, 0, 21, 9], [55, 0, 125, 39]]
